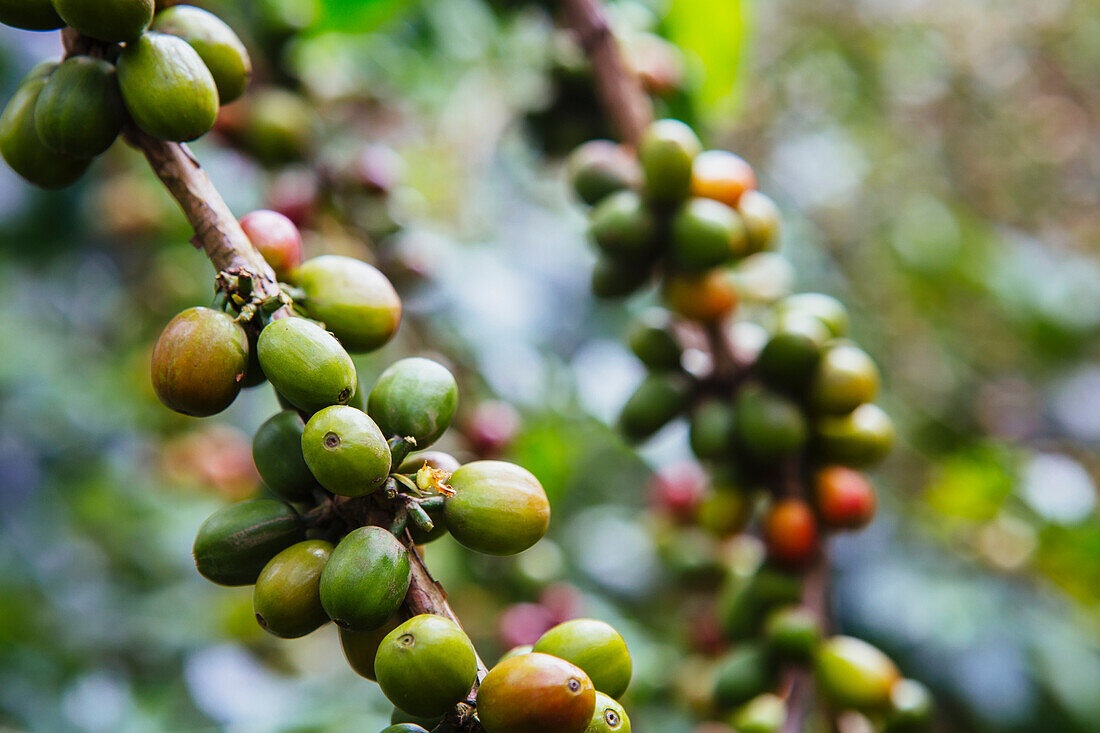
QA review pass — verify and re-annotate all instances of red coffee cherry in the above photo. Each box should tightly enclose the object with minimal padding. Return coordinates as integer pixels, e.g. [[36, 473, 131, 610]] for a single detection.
[[763, 498, 820, 567], [647, 462, 708, 524], [239, 209, 303, 282], [814, 466, 877, 530]]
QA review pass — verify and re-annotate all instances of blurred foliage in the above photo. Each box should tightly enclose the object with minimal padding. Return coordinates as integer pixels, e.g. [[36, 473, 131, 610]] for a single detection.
[[0, 0, 1098, 731]]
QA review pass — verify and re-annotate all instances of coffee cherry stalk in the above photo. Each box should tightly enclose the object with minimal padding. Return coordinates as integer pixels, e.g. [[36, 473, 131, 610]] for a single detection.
[[0, 4, 634, 732], [559, 0, 932, 730]]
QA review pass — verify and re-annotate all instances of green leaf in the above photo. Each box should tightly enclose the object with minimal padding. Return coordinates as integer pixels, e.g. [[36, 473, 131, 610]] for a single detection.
[[663, 0, 751, 119], [316, 0, 418, 33]]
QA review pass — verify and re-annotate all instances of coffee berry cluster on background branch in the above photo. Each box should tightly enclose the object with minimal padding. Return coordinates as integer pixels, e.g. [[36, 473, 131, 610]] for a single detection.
[[0, 3, 634, 733], [557, 1, 932, 731]]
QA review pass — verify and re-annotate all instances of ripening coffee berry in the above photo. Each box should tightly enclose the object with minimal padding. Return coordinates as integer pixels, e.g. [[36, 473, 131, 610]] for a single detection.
[[585, 692, 630, 733], [53, 0, 153, 42], [810, 342, 880, 415], [319, 526, 411, 631], [663, 269, 738, 322], [815, 635, 901, 711], [151, 307, 249, 417], [368, 357, 459, 447], [253, 540, 332, 639], [296, 255, 402, 353], [117, 32, 219, 142], [533, 619, 632, 700], [252, 411, 317, 502], [257, 317, 357, 413], [239, 210, 303, 282], [670, 198, 748, 271], [443, 461, 550, 556], [375, 615, 479, 718], [814, 465, 877, 529], [301, 405, 391, 497], [151, 5, 252, 104], [691, 150, 757, 208], [193, 499, 305, 586], [639, 119, 702, 203], [738, 191, 781, 254], [477, 653, 596, 733], [763, 498, 819, 567]]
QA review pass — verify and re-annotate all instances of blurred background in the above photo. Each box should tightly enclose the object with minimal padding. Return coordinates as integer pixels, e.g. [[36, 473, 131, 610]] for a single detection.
[[0, 0, 1098, 731]]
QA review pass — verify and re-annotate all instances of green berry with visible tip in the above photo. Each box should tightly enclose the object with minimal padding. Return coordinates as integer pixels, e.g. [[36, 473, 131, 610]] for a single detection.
[[319, 526, 411, 631], [252, 411, 317, 503], [443, 461, 550, 556], [375, 614, 478, 718], [151, 5, 252, 103], [193, 499, 304, 586], [0, 72, 90, 189], [533, 619, 632, 699], [639, 118, 702, 203], [53, 0, 153, 41], [117, 31, 219, 142], [257, 317, 356, 413], [0, 0, 64, 30], [296, 255, 402, 353], [253, 540, 332, 639], [151, 306, 249, 417], [367, 357, 458, 447], [301, 405, 391, 497], [34, 56, 125, 159], [585, 692, 630, 733]]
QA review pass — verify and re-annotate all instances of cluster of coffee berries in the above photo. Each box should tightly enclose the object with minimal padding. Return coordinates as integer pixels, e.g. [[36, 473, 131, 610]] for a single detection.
[[0, 3, 250, 188], [569, 119, 778, 308]]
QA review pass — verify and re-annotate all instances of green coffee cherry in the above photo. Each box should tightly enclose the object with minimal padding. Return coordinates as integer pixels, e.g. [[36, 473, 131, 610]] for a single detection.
[[815, 636, 900, 711], [381, 725, 428, 733], [193, 499, 304, 586], [252, 411, 317, 503], [367, 358, 458, 447], [241, 88, 317, 165], [591, 256, 652, 299], [627, 310, 682, 370], [296, 255, 402, 353], [763, 605, 821, 661], [566, 140, 642, 206], [151, 5, 252, 104], [717, 565, 802, 640], [53, 0, 153, 41], [0, 72, 90, 189], [810, 342, 880, 414], [712, 643, 774, 710], [589, 190, 659, 260], [618, 373, 692, 442], [257, 317, 357, 413], [0, 0, 64, 30], [775, 293, 849, 338], [253, 540, 332, 639], [729, 693, 786, 733], [585, 691, 630, 733], [814, 403, 894, 467], [885, 679, 934, 732], [639, 118, 702, 203], [738, 191, 781, 254], [533, 619, 632, 700], [477, 653, 596, 733], [339, 615, 401, 681], [151, 307, 249, 417], [755, 312, 830, 391], [734, 385, 807, 461], [118, 32, 219, 142], [670, 198, 747, 271], [689, 399, 738, 460], [444, 461, 550, 556], [33, 56, 124, 159], [301, 405, 391, 497], [375, 614, 479, 718], [319, 526, 411, 631]]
